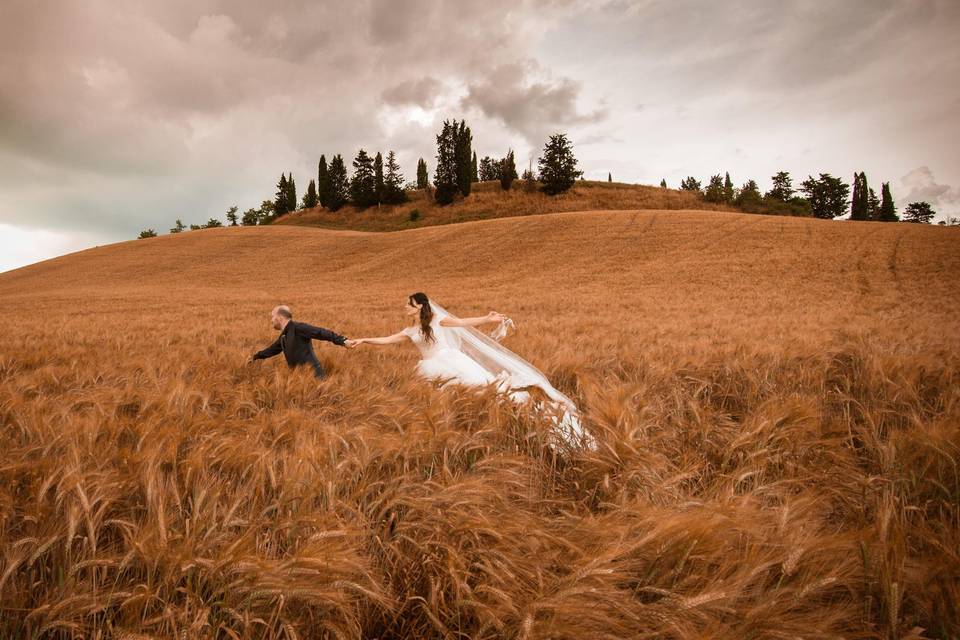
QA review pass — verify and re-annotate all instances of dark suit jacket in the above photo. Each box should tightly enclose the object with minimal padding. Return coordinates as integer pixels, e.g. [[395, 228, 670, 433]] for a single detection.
[[252, 320, 347, 369]]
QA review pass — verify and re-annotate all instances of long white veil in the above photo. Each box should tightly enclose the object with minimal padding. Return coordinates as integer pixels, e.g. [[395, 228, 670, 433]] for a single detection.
[[428, 299, 592, 447]]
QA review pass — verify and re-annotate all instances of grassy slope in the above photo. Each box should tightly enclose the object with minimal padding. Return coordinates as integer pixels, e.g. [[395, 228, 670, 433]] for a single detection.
[[1, 211, 959, 638], [272, 180, 740, 231]]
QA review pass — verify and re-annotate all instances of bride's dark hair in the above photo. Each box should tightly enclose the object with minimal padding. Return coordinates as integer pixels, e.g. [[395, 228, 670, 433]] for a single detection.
[[409, 292, 435, 343]]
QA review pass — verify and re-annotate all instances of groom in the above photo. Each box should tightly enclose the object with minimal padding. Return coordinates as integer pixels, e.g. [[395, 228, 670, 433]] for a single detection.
[[247, 305, 355, 379]]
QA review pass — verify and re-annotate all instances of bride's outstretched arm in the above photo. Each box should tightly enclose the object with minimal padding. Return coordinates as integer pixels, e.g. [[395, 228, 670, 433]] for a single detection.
[[351, 332, 409, 347], [440, 311, 505, 328]]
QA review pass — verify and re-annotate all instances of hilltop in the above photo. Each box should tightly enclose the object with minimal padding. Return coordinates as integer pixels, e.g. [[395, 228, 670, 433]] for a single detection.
[[272, 180, 739, 232]]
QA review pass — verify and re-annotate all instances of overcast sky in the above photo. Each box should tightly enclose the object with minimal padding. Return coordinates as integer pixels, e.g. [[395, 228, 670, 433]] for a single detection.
[[2, 0, 958, 272]]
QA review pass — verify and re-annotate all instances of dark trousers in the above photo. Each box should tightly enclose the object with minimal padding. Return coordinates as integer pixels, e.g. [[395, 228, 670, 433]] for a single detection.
[[298, 358, 326, 379]]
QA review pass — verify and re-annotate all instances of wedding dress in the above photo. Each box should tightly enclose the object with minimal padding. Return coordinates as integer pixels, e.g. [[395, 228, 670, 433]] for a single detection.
[[402, 302, 593, 448]]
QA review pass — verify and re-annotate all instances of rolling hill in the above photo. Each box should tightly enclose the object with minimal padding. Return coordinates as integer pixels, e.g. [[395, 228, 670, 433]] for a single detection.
[[1, 210, 958, 638], [272, 180, 739, 232]]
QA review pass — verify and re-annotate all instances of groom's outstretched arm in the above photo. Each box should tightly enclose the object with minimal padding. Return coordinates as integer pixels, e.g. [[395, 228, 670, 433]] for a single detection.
[[252, 336, 283, 360], [300, 322, 348, 347]]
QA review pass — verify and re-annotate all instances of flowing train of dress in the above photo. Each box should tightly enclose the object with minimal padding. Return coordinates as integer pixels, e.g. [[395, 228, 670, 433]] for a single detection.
[[401, 314, 591, 448]]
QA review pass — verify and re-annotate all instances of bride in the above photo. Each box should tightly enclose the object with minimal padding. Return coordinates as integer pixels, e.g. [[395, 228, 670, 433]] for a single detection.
[[351, 292, 592, 447]]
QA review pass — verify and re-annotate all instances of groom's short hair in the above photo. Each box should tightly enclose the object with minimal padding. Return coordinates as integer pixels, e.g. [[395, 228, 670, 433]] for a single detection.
[[275, 305, 293, 319]]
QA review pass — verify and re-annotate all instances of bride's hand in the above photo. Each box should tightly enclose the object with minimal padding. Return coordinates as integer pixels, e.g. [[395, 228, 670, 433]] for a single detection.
[[487, 311, 505, 323]]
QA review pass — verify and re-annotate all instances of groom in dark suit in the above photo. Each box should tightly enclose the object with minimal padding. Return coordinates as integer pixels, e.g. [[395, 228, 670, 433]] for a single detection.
[[247, 305, 355, 379]]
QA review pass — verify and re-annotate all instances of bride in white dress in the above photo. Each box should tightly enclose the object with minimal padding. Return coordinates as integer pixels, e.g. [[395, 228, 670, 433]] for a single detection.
[[351, 292, 592, 448]]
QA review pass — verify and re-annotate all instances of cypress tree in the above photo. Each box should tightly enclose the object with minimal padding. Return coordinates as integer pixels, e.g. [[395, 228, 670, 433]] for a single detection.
[[454, 120, 473, 197], [500, 149, 517, 191], [318, 155, 330, 208], [327, 154, 350, 212], [286, 173, 297, 214], [660, 179, 667, 188], [274, 173, 290, 217], [433, 120, 459, 205], [867, 187, 880, 219], [374, 152, 384, 206], [471, 151, 478, 183], [723, 172, 734, 203], [878, 182, 898, 221], [850, 172, 871, 220], [302, 179, 318, 209], [537, 133, 583, 195], [608, 172, 612, 182], [416, 158, 429, 189]]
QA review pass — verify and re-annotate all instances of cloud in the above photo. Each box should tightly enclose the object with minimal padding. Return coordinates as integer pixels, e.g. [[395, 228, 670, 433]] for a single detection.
[[462, 61, 607, 146], [901, 167, 960, 216], [381, 77, 445, 108]]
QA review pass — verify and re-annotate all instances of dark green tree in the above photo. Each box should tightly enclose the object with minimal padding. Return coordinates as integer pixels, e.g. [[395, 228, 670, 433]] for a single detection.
[[800, 173, 850, 219], [735, 180, 763, 209], [878, 182, 898, 221], [522, 167, 537, 192], [286, 173, 297, 214], [226, 206, 239, 226], [274, 174, 290, 217], [302, 179, 318, 209], [383, 150, 407, 204], [328, 154, 350, 211], [374, 152, 384, 205], [138, 229, 157, 238], [703, 174, 725, 203], [318, 155, 331, 208], [723, 172, 734, 203], [203, 217, 223, 228], [416, 158, 429, 189], [660, 178, 667, 188], [479, 156, 500, 181], [170, 219, 186, 233], [259, 200, 274, 221], [867, 187, 880, 219], [766, 171, 794, 202], [471, 151, 478, 183], [500, 149, 518, 191], [455, 120, 473, 197], [850, 172, 871, 220], [680, 177, 701, 191], [350, 149, 376, 208], [537, 133, 582, 195], [608, 172, 612, 182], [433, 120, 459, 205], [241, 208, 261, 226], [904, 201, 935, 223]]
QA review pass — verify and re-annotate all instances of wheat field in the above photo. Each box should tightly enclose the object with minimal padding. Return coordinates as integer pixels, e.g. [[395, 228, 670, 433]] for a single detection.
[[1, 210, 958, 638]]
